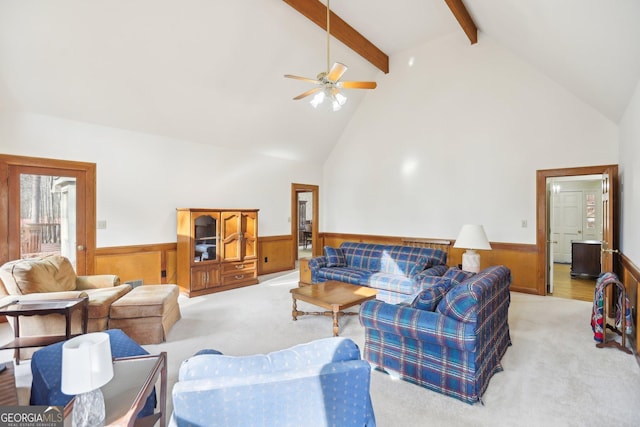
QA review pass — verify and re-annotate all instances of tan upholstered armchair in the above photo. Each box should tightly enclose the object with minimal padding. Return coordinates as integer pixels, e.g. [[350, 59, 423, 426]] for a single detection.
[[0, 255, 132, 359]]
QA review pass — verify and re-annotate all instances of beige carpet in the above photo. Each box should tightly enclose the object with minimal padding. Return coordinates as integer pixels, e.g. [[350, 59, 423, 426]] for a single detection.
[[2, 269, 639, 426]]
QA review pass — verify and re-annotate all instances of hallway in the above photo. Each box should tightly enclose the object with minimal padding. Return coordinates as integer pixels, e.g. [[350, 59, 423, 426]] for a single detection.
[[550, 263, 596, 302]]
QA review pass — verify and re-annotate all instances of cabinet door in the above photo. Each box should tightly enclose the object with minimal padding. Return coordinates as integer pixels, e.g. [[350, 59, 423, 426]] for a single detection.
[[191, 264, 220, 290], [242, 211, 258, 260], [191, 211, 220, 264], [220, 212, 242, 262]]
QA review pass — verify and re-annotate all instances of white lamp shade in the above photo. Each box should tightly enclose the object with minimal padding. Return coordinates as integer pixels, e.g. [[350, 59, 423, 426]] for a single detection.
[[61, 332, 114, 395], [453, 224, 492, 250]]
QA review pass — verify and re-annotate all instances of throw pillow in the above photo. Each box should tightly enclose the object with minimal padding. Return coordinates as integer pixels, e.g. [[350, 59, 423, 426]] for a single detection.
[[411, 279, 449, 311], [442, 267, 475, 286], [324, 246, 347, 267], [408, 256, 429, 277]]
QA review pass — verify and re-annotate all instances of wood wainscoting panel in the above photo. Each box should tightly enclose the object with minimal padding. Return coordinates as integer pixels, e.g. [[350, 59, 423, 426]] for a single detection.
[[620, 254, 640, 361], [165, 249, 177, 284], [95, 251, 161, 285], [321, 233, 538, 294], [95, 243, 176, 285], [95, 238, 296, 288], [259, 235, 294, 275], [450, 243, 538, 295]]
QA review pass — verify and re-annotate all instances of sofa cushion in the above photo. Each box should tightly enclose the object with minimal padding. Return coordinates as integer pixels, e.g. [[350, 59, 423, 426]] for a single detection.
[[83, 284, 132, 319], [340, 242, 383, 271], [0, 255, 77, 295], [379, 246, 431, 277], [316, 267, 374, 285], [324, 246, 347, 268], [367, 273, 415, 295]]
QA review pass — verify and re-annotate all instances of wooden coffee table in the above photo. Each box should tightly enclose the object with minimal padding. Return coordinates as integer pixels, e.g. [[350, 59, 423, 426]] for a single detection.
[[290, 281, 378, 336]]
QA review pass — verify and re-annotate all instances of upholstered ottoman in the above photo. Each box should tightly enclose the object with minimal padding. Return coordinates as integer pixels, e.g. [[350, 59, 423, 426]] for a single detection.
[[109, 284, 181, 345]]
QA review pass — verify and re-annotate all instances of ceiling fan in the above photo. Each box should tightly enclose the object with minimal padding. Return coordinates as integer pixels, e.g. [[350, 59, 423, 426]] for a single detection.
[[284, 0, 377, 111]]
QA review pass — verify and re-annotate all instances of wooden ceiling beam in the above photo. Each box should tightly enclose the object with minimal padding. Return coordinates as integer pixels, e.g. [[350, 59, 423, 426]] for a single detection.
[[283, 0, 389, 74], [444, 0, 478, 44]]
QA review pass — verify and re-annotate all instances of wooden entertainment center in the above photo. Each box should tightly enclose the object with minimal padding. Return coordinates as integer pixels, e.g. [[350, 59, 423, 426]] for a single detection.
[[176, 208, 259, 297]]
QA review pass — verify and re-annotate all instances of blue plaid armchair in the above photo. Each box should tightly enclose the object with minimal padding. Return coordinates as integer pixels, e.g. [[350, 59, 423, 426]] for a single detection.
[[170, 337, 376, 427], [359, 265, 512, 404]]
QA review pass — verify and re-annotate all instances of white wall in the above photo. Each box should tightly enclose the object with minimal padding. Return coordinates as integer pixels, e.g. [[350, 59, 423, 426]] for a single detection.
[[323, 33, 619, 244], [619, 79, 640, 265], [0, 112, 322, 247]]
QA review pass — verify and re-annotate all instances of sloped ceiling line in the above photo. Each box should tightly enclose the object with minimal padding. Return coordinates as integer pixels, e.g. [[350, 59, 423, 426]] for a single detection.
[[283, 0, 389, 74]]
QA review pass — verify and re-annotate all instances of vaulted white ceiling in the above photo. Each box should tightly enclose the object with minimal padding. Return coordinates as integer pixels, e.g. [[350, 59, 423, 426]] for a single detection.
[[1, 0, 639, 162]]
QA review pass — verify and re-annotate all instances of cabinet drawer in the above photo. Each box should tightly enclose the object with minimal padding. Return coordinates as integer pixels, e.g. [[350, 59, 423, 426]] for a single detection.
[[221, 270, 257, 286], [222, 260, 257, 274]]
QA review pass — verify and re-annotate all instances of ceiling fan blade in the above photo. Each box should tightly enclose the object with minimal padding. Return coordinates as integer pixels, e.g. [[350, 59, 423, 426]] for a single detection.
[[338, 81, 377, 89], [326, 62, 348, 82], [293, 87, 322, 100], [284, 74, 321, 84]]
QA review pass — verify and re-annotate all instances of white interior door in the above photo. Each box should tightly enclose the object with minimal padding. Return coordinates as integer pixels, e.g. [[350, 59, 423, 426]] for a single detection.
[[553, 191, 583, 263]]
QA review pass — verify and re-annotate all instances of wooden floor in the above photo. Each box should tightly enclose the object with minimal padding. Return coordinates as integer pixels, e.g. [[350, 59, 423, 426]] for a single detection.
[[549, 263, 596, 302]]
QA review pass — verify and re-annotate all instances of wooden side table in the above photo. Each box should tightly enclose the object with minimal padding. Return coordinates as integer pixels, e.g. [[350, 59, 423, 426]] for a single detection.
[[298, 257, 312, 286], [0, 297, 88, 364]]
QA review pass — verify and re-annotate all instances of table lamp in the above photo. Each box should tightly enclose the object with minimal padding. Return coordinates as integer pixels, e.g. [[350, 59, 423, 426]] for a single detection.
[[453, 224, 492, 273], [61, 332, 114, 427]]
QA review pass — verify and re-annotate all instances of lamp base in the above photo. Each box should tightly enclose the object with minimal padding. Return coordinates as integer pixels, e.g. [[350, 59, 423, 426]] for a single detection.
[[72, 388, 106, 427], [461, 249, 481, 274]]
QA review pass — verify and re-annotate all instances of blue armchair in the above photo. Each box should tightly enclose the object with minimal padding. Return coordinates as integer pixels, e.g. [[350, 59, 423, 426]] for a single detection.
[[170, 337, 376, 427]]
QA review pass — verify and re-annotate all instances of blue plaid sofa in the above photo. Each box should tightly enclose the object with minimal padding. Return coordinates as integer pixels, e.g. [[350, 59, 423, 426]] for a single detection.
[[308, 242, 448, 303], [359, 265, 512, 404], [170, 337, 376, 427]]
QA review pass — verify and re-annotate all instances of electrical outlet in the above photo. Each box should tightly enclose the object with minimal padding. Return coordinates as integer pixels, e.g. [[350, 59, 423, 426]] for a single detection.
[[97, 220, 107, 229], [521, 219, 528, 228]]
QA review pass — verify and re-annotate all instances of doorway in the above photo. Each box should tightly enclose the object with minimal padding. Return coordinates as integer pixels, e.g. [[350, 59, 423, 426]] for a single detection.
[[536, 165, 618, 301], [0, 155, 96, 274], [548, 176, 603, 302], [291, 183, 319, 265]]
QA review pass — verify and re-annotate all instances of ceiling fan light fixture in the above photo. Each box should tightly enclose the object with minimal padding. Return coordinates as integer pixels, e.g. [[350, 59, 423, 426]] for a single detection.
[[332, 92, 347, 111], [310, 87, 347, 111], [310, 91, 326, 108], [285, 0, 375, 109]]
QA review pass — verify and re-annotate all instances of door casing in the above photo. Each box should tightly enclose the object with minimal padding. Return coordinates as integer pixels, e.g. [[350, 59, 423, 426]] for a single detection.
[[536, 164, 618, 296], [291, 183, 319, 264], [0, 154, 96, 274]]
